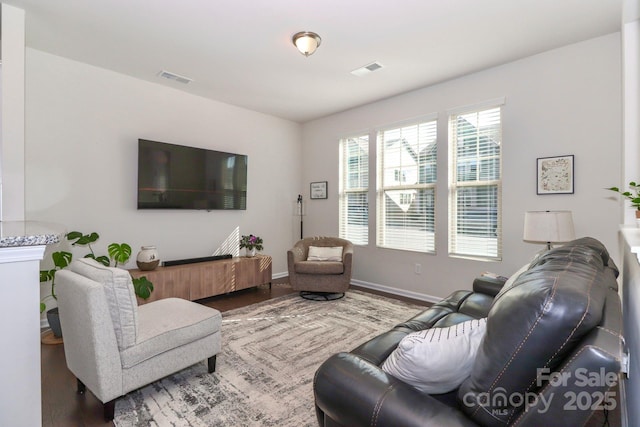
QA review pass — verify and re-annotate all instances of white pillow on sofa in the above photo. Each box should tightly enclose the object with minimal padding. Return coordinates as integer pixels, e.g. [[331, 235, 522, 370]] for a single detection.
[[307, 246, 343, 261], [381, 318, 487, 394]]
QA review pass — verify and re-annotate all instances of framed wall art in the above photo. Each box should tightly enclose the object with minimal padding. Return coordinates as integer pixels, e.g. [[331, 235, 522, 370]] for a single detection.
[[310, 181, 328, 199], [536, 155, 574, 195]]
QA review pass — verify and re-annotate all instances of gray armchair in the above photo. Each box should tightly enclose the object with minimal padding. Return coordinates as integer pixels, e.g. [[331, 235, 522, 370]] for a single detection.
[[55, 258, 222, 421], [287, 237, 353, 298]]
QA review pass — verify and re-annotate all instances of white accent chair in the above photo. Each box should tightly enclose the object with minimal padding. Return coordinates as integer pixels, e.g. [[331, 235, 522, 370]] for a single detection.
[[55, 258, 222, 421]]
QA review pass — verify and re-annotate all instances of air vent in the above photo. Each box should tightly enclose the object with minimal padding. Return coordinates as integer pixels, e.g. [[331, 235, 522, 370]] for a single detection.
[[351, 61, 384, 77], [158, 70, 193, 84]]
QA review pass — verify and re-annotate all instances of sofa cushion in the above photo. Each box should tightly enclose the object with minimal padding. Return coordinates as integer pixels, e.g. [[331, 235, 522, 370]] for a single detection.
[[295, 261, 344, 274], [70, 258, 138, 350], [381, 318, 487, 394], [458, 243, 608, 426], [120, 298, 222, 368], [307, 246, 343, 261]]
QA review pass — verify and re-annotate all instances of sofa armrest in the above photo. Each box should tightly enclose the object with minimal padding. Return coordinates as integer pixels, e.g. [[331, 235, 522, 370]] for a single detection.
[[472, 276, 506, 297], [314, 353, 478, 427]]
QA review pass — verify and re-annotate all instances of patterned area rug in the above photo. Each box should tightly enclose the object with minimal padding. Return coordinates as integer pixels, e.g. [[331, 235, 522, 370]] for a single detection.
[[114, 290, 425, 426]]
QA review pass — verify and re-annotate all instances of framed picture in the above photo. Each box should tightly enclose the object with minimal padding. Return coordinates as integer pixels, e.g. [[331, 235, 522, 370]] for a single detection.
[[536, 155, 574, 195], [310, 181, 328, 199]]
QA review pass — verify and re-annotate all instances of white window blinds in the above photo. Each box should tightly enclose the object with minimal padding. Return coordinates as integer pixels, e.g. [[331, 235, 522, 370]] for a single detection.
[[448, 105, 502, 260], [377, 119, 437, 253], [339, 135, 369, 245]]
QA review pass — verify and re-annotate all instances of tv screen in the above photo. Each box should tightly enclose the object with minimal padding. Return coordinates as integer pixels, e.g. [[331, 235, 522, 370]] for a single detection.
[[137, 139, 247, 210]]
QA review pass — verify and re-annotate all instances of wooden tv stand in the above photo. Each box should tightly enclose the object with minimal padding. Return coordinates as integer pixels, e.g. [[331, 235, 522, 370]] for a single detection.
[[130, 254, 272, 304]]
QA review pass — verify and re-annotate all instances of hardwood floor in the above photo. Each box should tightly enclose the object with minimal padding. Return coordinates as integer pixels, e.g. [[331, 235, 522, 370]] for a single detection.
[[40, 280, 619, 426]]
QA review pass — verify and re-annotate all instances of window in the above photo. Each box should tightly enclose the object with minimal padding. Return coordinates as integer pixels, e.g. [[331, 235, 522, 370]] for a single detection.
[[339, 135, 369, 245], [377, 118, 437, 253], [449, 104, 502, 260]]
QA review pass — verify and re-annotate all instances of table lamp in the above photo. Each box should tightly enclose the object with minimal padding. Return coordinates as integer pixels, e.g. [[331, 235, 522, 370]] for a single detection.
[[523, 210, 575, 250]]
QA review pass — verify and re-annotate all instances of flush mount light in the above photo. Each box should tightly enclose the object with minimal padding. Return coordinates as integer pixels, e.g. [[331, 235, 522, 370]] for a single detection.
[[292, 31, 322, 57]]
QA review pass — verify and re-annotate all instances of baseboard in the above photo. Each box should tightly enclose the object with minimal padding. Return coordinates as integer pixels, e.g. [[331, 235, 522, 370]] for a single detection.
[[40, 318, 49, 329], [350, 279, 442, 304], [272, 271, 288, 280]]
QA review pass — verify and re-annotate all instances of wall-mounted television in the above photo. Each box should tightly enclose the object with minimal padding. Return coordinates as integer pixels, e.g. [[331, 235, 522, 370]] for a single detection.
[[137, 139, 247, 210]]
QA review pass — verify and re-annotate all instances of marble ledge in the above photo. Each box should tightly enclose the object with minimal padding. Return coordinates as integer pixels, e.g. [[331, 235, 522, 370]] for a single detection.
[[0, 221, 64, 248]]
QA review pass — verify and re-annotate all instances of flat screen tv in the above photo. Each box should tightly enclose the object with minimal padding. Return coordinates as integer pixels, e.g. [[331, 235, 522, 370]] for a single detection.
[[137, 139, 247, 210]]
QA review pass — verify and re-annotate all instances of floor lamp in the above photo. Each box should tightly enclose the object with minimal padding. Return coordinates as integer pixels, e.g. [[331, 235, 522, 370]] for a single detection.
[[297, 195, 303, 239]]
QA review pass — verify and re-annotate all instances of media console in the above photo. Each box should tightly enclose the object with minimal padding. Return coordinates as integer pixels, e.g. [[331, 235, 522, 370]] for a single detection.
[[130, 254, 272, 304]]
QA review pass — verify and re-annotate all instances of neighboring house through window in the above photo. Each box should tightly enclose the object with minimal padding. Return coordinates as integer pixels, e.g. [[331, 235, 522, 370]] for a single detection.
[[377, 118, 437, 253], [339, 135, 369, 245], [448, 102, 503, 260]]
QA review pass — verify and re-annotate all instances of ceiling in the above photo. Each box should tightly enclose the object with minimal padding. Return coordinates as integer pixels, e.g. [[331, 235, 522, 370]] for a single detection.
[[3, 0, 622, 123]]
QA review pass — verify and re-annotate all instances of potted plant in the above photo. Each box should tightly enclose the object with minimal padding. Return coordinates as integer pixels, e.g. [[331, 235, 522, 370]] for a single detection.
[[40, 250, 72, 338], [239, 234, 263, 257], [40, 231, 155, 338], [67, 231, 154, 299], [607, 182, 640, 220]]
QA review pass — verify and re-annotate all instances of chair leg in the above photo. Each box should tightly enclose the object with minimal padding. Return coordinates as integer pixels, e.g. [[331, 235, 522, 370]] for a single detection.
[[77, 379, 86, 394], [104, 399, 116, 422], [208, 355, 217, 373]]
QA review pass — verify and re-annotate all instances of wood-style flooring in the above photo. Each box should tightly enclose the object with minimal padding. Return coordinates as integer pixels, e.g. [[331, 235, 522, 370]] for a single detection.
[[40, 280, 619, 426]]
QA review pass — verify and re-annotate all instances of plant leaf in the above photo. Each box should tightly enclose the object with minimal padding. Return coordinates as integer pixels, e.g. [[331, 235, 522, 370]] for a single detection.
[[108, 243, 132, 266], [132, 276, 154, 300], [66, 231, 82, 241], [69, 231, 100, 246], [52, 251, 72, 269], [95, 255, 110, 267], [40, 302, 46, 313]]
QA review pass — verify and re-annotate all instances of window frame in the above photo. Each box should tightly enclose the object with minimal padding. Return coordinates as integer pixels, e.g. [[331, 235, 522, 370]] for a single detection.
[[376, 115, 438, 254], [339, 134, 370, 245], [448, 100, 504, 261]]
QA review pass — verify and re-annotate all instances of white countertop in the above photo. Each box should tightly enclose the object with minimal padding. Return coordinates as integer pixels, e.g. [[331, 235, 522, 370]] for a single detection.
[[0, 221, 64, 247]]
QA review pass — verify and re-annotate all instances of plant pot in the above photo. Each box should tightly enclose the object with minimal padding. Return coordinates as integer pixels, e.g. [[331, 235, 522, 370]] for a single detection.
[[245, 247, 257, 257], [137, 246, 160, 270], [47, 307, 63, 338]]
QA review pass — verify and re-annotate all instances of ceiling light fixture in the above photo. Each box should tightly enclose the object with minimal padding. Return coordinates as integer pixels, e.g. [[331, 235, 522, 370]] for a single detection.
[[292, 31, 322, 57]]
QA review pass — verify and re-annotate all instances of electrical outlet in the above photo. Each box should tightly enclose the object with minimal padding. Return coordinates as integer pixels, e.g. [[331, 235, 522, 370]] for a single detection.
[[415, 263, 421, 274]]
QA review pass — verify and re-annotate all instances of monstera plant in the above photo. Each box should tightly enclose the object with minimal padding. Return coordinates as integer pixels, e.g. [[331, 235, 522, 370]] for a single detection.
[[40, 231, 155, 338], [66, 231, 154, 299]]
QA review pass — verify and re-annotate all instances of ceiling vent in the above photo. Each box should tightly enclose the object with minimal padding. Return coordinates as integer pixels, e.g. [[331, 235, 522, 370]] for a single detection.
[[351, 62, 384, 77], [158, 70, 193, 84]]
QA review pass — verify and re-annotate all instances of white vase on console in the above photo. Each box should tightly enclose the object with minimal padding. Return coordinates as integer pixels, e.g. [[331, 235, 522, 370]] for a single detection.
[[137, 246, 160, 270], [245, 247, 256, 257]]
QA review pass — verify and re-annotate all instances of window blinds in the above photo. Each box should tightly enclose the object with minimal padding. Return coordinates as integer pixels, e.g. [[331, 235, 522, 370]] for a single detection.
[[449, 106, 502, 260], [339, 135, 369, 245], [377, 119, 437, 253]]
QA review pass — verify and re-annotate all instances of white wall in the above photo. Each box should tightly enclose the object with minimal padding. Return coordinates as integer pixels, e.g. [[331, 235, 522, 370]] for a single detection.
[[302, 34, 622, 300], [1, 4, 26, 221], [24, 49, 302, 279]]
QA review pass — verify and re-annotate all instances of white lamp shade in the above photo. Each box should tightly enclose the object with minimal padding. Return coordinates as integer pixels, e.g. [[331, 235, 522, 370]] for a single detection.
[[292, 32, 321, 56], [523, 211, 575, 244]]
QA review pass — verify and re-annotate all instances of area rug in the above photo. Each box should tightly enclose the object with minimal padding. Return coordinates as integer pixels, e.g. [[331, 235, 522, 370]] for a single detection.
[[114, 290, 425, 426]]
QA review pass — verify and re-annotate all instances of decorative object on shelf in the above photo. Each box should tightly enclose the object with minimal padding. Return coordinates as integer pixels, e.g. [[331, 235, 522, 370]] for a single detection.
[[292, 31, 321, 57], [239, 234, 263, 257], [523, 210, 575, 250], [136, 246, 160, 271], [310, 181, 328, 199], [607, 181, 640, 225], [536, 155, 574, 195]]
